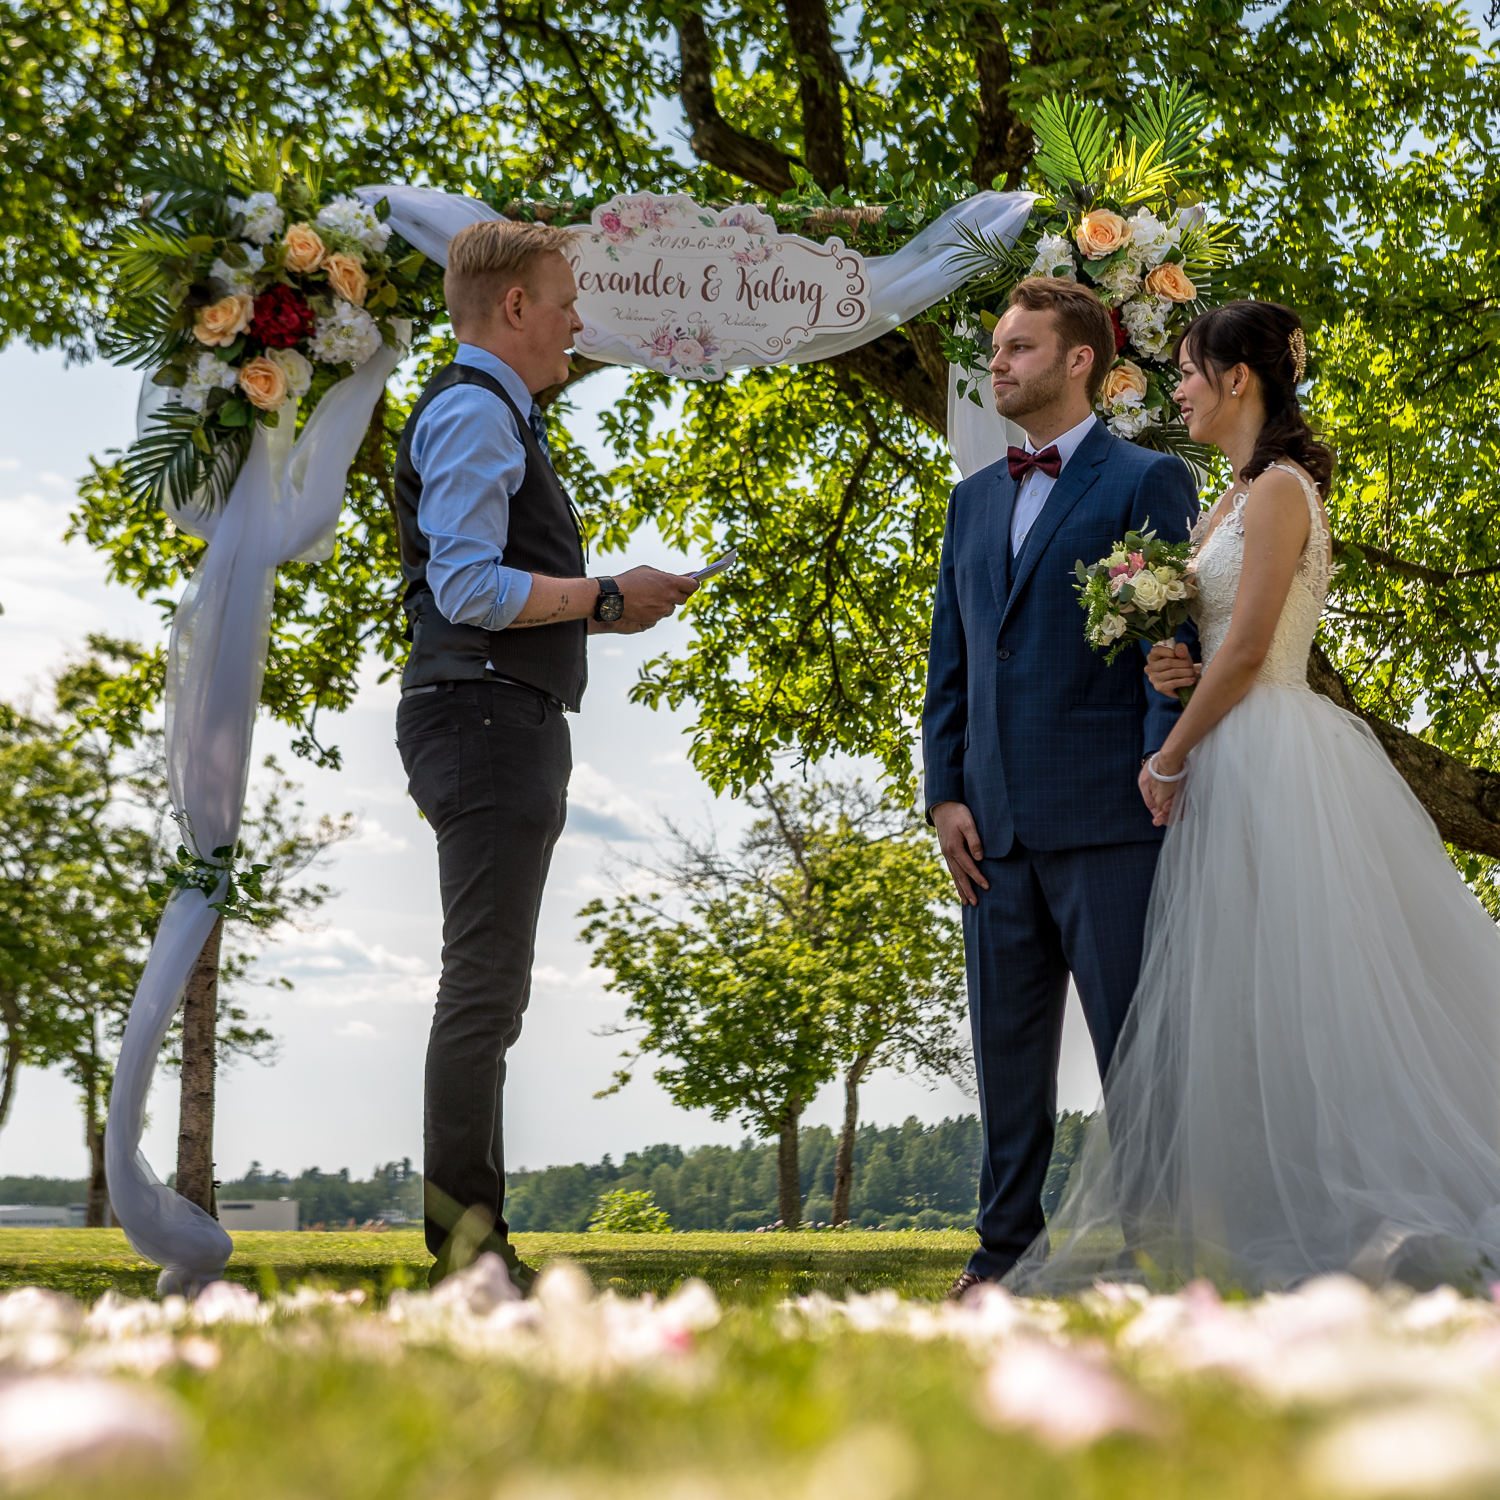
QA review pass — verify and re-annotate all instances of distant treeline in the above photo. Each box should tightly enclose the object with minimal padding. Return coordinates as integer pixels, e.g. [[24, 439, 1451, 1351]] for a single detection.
[[0, 1114, 1094, 1232]]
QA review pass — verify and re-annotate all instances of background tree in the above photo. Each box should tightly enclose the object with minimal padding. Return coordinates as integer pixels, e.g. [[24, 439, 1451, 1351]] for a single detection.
[[5, 1, 1499, 875], [0, 638, 353, 1220], [580, 779, 967, 1227]]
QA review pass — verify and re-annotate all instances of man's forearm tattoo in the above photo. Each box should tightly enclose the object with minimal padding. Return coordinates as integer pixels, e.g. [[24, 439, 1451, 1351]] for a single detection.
[[514, 591, 569, 627]]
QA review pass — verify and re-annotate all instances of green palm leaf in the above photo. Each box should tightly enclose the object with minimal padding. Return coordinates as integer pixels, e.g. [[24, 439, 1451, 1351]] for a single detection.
[[945, 222, 1035, 300], [1132, 418, 1216, 482], [121, 405, 251, 512], [104, 222, 189, 298], [1031, 95, 1111, 197], [97, 293, 192, 371], [130, 142, 238, 215], [1125, 83, 1207, 183]]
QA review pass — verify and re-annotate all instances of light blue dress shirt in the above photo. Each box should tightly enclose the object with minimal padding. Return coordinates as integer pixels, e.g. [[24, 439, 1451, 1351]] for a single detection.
[[1009, 412, 1099, 555], [409, 344, 540, 630]]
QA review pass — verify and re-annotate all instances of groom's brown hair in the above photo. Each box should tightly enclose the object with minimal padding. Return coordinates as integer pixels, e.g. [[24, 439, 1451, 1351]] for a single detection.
[[445, 220, 577, 336], [1008, 277, 1117, 400]]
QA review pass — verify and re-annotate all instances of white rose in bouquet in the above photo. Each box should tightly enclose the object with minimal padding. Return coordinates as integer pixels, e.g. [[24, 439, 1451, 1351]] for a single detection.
[[1094, 613, 1129, 644], [1028, 232, 1077, 280], [1130, 570, 1168, 610], [316, 196, 393, 253], [178, 351, 240, 413], [229, 192, 285, 245], [309, 301, 385, 367], [266, 347, 314, 399]]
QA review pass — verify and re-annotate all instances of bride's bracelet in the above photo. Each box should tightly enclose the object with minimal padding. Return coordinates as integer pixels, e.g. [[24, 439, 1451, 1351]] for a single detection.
[[1148, 753, 1189, 784]]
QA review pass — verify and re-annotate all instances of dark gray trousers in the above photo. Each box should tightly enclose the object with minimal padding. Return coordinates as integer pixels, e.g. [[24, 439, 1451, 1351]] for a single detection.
[[396, 679, 570, 1262]]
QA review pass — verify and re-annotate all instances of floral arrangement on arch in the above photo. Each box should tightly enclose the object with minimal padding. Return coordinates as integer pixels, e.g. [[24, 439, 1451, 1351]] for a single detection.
[[103, 134, 443, 509], [948, 84, 1237, 466]]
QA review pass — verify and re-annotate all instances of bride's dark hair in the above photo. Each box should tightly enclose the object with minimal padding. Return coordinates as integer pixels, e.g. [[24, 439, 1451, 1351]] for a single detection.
[[1173, 301, 1334, 495]]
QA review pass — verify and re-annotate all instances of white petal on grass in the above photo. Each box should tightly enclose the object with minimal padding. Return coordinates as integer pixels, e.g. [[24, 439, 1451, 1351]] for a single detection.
[[982, 1337, 1159, 1447], [0, 1375, 184, 1485], [1305, 1403, 1500, 1497]]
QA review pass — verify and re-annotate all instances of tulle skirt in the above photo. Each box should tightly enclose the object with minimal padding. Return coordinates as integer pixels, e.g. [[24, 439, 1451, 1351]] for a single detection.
[[1007, 683, 1500, 1295]]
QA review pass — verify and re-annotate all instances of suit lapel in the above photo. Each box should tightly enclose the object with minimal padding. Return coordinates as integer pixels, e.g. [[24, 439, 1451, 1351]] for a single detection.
[[987, 466, 1017, 613], [1001, 420, 1111, 630]]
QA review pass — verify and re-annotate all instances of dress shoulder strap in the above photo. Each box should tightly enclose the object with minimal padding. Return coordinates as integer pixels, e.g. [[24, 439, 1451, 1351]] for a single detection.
[[1265, 461, 1330, 580]]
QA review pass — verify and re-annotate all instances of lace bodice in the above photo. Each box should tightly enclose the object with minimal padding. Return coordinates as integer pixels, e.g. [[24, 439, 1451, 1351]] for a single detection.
[[1189, 462, 1331, 689]]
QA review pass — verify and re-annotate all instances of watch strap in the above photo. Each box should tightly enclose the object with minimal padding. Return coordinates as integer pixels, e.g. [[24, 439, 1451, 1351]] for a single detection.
[[593, 576, 622, 621]]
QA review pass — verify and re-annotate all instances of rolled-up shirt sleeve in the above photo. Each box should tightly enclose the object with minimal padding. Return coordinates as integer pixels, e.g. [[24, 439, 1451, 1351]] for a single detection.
[[409, 384, 535, 630]]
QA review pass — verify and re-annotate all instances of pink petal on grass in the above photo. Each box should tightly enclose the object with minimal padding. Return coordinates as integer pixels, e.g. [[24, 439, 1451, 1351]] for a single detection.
[[982, 1338, 1158, 1448]]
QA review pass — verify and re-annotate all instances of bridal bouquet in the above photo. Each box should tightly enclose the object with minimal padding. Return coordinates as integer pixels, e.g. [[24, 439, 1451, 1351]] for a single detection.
[[1075, 527, 1198, 702], [103, 134, 444, 509]]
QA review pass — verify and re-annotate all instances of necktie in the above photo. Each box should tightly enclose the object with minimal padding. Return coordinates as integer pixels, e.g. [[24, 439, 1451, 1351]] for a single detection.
[[1007, 444, 1062, 482], [528, 402, 553, 462]]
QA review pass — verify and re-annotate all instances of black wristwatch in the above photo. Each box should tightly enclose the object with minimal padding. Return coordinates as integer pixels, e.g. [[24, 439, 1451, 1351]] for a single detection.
[[592, 576, 624, 623]]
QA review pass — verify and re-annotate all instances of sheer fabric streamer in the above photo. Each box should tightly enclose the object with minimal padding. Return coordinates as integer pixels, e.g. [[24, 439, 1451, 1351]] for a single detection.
[[107, 187, 1035, 1290]]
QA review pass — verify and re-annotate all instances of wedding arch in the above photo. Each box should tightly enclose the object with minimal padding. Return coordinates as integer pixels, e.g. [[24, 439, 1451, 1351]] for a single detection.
[[105, 179, 1042, 1290]]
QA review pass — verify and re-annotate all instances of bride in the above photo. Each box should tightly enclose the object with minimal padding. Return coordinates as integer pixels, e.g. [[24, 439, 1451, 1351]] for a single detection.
[[1007, 299, 1500, 1295]]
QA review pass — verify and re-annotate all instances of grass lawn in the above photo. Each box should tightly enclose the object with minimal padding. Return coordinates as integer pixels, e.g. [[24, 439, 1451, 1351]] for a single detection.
[[0, 1228, 977, 1303]]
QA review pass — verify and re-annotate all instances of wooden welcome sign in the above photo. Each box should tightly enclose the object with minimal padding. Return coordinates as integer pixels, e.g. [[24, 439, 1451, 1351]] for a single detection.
[[566, 194, 870, 380]]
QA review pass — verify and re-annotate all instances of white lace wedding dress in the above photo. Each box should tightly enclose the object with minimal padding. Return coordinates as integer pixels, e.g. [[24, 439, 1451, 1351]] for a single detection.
[[1008, 463, 1500, 1294]]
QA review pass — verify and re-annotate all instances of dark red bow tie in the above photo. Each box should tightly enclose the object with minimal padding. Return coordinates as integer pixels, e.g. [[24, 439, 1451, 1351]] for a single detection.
[[1007, 444, 1062, 481]]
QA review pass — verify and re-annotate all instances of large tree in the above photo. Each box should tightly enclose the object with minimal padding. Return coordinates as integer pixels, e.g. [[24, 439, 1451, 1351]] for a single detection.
[[5, 1, 1499, 888]]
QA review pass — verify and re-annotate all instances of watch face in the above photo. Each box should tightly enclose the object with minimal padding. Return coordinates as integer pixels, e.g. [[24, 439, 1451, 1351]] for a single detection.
[[599, 592, 625, 622]]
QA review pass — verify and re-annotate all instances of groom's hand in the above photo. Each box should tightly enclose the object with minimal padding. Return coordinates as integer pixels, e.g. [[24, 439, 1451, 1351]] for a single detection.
[[932, 801, 989, 906]]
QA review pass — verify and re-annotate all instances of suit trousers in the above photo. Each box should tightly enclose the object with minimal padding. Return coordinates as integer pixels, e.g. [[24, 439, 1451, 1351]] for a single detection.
[[396, 679, 571, 1262], [963, 835, 1162, 1280]]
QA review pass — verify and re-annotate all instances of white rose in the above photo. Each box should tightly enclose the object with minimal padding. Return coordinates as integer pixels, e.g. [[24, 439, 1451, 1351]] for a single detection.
[[1164, 578, 1187, 601], [209, 245, 265, 293], [229, 191, 285, 245], [1095, 613, 1129, 643], [1130, 571, 1167, 610], [672, 336, 705, 365], [266, 346, 314, 399]]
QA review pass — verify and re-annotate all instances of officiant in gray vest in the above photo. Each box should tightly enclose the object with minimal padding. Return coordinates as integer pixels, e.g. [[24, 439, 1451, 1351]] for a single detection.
[[394, 219, 698, 1290]]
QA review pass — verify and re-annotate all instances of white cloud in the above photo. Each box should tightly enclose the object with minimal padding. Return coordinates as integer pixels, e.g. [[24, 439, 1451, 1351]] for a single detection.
[[258, 925, 435, 1008], [334, 1020, 381, 1039], [566, 762, 655, 842], [35, 471, 67, 489], [344, 818, 410, 855], [0, 458, 20, 473]]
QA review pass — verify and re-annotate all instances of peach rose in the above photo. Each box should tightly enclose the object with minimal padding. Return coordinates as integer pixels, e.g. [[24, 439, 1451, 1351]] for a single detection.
[[324, 252, 368, 306], [1143, 263, 1197, 302], [1075, 210, 1132, 260], [1100, 360, 1149, 405], [193, 293, 254, 347], [282, 223, 327, 274], [237, 355, 289, 411]]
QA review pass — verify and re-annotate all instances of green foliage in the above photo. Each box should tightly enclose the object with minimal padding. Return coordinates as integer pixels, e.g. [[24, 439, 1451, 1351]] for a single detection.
[[218, 1159, 422, 1229], [588, 1188, 672, 1234]]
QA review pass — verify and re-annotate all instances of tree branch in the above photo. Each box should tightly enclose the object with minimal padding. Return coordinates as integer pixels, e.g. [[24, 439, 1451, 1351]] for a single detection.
[[971, 11, 1033, 189], [828, 332, 947, 436], [676, 9, 796, 194], [781, 0, 849, 190], [1308, 644, 1500, 857], [1334, 537, 1500, 587]]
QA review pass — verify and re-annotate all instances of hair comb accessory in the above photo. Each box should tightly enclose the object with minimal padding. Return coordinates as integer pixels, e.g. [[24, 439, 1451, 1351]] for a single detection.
[[1288, 327, 1307, 383]]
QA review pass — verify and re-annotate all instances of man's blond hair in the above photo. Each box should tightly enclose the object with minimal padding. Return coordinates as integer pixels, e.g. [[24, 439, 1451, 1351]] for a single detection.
[[445, 219, 577, 335]]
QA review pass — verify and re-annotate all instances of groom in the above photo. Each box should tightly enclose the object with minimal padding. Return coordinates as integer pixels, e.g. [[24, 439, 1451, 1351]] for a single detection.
[[924, 276, 1197, 1293]]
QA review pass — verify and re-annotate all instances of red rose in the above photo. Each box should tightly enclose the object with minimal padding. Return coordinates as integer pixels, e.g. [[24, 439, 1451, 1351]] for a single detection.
[[249, 285, 316, 349], [1109, 306, 1128, 354]]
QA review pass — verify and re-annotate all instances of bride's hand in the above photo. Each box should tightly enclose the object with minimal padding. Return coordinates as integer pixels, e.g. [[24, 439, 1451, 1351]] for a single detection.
[[1145, 641, 1201, 699], [1138, 760, 1178, 826]]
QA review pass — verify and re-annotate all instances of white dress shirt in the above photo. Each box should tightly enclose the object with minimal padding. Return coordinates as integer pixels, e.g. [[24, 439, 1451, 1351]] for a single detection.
[[1009, 412, 1099, 556], [409, 344, 538, 630]]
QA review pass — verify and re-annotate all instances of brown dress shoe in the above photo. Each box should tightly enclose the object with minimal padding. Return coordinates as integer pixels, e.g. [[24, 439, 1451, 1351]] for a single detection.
[[946, 1269, 995, 1301]]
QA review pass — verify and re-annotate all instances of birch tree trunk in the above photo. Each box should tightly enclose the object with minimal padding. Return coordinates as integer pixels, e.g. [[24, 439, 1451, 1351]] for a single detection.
[[175, 917, 222, 1218], [84, 1022, 111, 1228]]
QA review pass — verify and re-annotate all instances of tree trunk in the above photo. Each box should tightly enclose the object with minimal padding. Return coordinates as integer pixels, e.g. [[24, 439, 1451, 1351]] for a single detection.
[[831, 1052, 872, 1227], [176, 917, 222, 1218], [0, 990, 22, 1134], [83, 1023, 110, 1228], [776, 1098, 803, 1228]]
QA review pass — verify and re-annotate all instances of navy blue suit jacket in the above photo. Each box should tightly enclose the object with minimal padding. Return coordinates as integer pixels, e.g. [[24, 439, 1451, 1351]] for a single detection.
[[923, 420, 1199, 855]]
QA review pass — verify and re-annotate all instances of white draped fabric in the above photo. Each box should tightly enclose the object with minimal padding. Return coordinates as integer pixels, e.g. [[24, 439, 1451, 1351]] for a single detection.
[[105, 188, 1034, 1290]]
